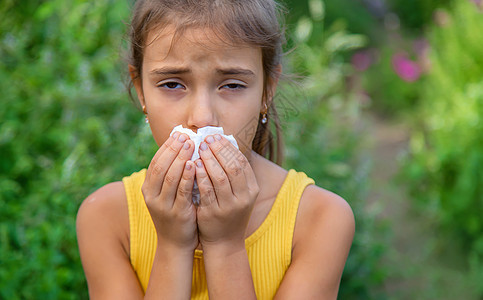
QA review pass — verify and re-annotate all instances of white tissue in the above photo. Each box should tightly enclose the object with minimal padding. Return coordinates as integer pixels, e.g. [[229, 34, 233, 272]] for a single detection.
[[169, 125, 239, 161], [169, 125, 239, 205]]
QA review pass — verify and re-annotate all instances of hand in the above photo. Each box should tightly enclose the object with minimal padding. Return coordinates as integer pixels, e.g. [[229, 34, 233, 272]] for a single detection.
[[194, 134, 260, 250], [142, 132, 198, 252]]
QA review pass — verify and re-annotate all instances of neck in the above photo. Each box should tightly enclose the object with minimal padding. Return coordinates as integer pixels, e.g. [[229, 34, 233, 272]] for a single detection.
[[246, 150, 265, 181]]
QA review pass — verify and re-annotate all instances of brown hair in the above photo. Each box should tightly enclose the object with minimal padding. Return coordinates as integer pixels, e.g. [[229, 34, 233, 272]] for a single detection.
[[127, 0, 286, 165]]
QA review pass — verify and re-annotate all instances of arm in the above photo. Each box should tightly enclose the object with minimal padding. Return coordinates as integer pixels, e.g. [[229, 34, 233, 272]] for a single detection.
[[202, 243, 256, 299], [145, 243, 194, 299], [76, 182, 144, 299], [77, 182, 194, 299], [274, 185, 355, 299], [140, 132, 198, 299], [194, 135, 258, 299], [77, 133, 198, 299]]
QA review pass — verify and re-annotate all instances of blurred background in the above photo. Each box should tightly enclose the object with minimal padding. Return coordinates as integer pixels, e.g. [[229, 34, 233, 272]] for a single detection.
[[1, 0, 482, 299]]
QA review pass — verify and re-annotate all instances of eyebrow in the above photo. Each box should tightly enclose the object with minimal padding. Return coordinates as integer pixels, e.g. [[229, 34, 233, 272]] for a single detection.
[[149, 67, 255, 77], [149, 67, 190, 76], [216, 68, 255, 76]]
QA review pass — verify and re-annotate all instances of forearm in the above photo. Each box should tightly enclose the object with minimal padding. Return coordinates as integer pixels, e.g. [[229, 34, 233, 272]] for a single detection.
[[203, 243, 257, 299], [144, 244, 194, 299]]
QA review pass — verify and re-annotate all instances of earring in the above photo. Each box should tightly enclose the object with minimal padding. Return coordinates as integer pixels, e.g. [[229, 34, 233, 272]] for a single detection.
[[261, 103, 268, 124], [261, 113, 268, 124], [142, 105, 149, 124]]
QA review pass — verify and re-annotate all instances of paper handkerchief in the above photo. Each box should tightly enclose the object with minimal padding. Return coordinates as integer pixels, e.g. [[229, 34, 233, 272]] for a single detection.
[[169, 125, 239, 161], [169, 125, 239, 205]]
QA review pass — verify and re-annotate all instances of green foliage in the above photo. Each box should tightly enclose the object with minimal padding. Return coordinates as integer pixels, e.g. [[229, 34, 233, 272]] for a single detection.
[[402, 1, 483, 295], [283, 0, 383, 44], [386, 0, 453, 30], [362, 0, 456, 116], [0, 0, 389, 298], [0, 0, 154, 298], [361, 43, 423, 116], [282, 15, 389, 299]]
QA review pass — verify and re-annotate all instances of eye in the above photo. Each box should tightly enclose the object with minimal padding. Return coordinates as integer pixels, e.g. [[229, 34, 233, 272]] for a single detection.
[[220, 83, 247, 90], [158, 81, 185, 90]]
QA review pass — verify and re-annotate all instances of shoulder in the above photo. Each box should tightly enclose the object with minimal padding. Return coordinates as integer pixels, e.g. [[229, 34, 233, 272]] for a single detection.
[[77, 181, 145, 296], [77, 181, 127, 223], [299, 184, 355, 231], [295, 184, 355, 250], [78, 181, 126, 211], [274, 183, 354, 298], [76, 181, 130, 256]]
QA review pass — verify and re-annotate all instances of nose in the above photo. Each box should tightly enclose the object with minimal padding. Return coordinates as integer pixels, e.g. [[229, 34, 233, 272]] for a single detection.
[[186, 90, 218, 131]]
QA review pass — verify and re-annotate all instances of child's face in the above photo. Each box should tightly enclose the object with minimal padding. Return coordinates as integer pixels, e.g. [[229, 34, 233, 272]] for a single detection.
[[132, 25, 268, 156]]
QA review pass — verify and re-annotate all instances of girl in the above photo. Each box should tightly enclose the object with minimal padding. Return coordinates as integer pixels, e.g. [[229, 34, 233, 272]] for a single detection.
[[76, 0, 355, 299]]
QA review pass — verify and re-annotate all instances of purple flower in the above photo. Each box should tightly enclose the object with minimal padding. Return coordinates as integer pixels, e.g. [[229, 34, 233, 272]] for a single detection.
[[471, 0, 482, 10], [392, 52, 421, 82]]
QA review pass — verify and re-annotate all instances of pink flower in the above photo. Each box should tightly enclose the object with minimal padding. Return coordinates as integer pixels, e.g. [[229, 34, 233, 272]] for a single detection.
[[351, 50, 373, 71], [391, 52, 421, 82]]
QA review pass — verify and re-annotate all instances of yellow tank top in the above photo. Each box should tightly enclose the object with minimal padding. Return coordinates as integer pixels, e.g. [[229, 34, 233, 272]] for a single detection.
[[123, 168, 314, 299]]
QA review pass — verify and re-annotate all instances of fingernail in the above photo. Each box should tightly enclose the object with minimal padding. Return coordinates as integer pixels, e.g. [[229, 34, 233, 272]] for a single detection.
[[178, 134, 187, 143], [214, 134, 222, 141], [196, 161, 203, 168], [183, 141, 190, 150], [206, 136, 215, 144], [200, 142, 208, 151], [172, 132, 179, 140], [185, 162, 192, 171]]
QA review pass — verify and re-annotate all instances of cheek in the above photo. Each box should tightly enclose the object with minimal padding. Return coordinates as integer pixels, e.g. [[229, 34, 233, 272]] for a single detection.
[[228, 90, 264, 153], [143, 92, 187, 146], [228, 110, 261, 154], [147, 108, 185, 147], [148, 123, 171, 147]]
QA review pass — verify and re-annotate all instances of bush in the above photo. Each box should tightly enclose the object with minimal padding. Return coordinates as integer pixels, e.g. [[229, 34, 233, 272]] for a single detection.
[[386, 0, 454, 30], [283, 14, 389, 299], [354, 0, 453, 117], [0, 1, 151, 298], [402, 1, 483, 295], [360, 43, 424, 116], [283, 0, 383, 44], [0, 0, 389, 298]]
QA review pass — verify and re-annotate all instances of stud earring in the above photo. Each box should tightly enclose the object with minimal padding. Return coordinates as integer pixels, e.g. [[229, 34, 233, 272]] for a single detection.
[[142, 105, 149, 124]]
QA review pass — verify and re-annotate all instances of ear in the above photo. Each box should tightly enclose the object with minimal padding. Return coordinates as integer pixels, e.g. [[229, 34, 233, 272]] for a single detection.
[[264, 64, 282, 108], [129, 64, 145, 108]]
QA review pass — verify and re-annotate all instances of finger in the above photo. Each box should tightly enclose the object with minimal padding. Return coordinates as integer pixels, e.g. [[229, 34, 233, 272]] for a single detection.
[[144, 132, 178, 187], [199, 141, 233, 207], [158, 139, 195, 208], [145, 133, 190, 196], [194, 159, 217, 208], [206, 134, 246, 196], [173, 160, 196, 210], [238, 150, 259, 198]]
